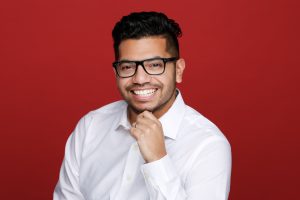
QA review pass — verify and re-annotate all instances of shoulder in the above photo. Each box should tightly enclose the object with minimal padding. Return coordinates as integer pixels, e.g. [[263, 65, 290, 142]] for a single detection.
[[83, 100, 126, 120], [180, 105, 230, 146], [88, 100, 126, 116], [75, 100, 127, 130], [178, 105, 231, 166], [68, 100, 127, 143]]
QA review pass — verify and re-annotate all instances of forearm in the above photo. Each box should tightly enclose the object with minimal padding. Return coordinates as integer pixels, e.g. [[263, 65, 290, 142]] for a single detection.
[[141, 139, 231, 200]]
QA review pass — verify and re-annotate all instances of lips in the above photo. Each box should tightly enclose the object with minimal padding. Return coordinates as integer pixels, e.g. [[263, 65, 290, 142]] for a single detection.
[[131, 88, 157, 96], [129, 88, 158, 101]]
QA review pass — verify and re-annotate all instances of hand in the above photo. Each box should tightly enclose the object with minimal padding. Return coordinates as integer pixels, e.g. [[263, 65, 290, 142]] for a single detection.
[[130, 111, 167, 163]]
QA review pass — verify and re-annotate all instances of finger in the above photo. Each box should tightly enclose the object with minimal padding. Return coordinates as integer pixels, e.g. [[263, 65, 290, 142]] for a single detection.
[[132, 122, 137, 128], [134, 122, 150, 134], [130, 126, 143, 140], [141, 110, 160, 122], [139, 111, 162, 128], [136, 112, 157, 125], [135, 116, 153, 127]]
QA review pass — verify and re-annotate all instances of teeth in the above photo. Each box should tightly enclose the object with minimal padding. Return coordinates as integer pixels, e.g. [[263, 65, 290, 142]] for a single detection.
[[133, 89, 156, 96]]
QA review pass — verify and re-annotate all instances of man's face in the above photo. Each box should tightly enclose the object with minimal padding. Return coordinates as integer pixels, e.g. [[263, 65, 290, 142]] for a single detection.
[[115, 37, 185, 118]]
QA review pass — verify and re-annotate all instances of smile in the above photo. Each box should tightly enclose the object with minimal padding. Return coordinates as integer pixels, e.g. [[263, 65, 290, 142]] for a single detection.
[[131, 89, 157, 97]]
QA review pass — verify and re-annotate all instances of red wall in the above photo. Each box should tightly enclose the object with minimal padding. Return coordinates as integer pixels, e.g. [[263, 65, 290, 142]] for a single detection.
[[0, 0, 299, 199]]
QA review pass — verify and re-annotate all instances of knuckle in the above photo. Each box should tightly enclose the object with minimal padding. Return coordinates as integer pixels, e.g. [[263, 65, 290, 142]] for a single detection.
[[130, 128, 139, 136], [143, 110, 149, 114], [145, 128, 150, 134], [151, 122, 158, 128]]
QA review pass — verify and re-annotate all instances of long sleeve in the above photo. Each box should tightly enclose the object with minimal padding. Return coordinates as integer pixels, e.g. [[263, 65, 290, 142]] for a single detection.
[[54, 116, 90, 200], [141, 137, 232, 200], [53, 95, 232, 199]]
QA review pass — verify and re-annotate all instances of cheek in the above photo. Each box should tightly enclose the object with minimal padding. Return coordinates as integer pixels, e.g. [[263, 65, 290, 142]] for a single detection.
[[164, 69, 176, 86], [117, 79, 130, 91], [156, 76, 175, 93], [116, 79, 124, 90]]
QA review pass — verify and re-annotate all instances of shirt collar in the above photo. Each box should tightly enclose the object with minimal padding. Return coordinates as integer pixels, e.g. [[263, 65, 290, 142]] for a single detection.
[[115, 89, 186, 140], [116, 103, 131, 130], [158, 90, 186, 140]]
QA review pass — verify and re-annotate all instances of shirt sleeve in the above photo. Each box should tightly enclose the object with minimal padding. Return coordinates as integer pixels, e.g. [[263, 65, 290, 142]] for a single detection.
[[141, 137, 232, 200], [53, 115, 91, 200]]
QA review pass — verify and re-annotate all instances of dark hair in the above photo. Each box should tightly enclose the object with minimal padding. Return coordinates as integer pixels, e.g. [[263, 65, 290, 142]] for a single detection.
[[112, 11, 182, 60]]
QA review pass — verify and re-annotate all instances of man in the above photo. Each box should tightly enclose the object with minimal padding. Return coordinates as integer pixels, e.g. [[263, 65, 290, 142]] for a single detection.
[[54, 11, 231, 200]]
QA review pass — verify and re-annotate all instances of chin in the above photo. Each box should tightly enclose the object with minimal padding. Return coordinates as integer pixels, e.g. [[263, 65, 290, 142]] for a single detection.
[[130, 104, 155, 113]]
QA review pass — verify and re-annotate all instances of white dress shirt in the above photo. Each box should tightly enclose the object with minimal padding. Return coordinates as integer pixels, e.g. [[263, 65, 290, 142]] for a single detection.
[[54, 91, 231, 200]]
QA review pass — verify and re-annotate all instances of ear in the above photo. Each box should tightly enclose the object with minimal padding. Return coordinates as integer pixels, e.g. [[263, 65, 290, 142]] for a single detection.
[[175, 58, 185, 83]]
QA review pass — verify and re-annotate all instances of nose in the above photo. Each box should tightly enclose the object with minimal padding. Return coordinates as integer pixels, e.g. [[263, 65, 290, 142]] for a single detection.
[[132, 64, 151, 84]]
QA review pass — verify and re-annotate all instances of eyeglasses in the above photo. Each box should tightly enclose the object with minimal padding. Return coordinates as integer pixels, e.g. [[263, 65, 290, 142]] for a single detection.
[[112, 57, 178, 78]]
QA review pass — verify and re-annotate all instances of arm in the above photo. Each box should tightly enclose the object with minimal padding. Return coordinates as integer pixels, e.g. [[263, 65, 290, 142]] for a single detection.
[[141, 138, 231, 200], [131, 111, 231, 199], [54, 116, 90, 200]]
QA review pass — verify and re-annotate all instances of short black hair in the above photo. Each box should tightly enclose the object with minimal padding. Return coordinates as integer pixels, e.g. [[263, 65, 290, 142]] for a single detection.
[[112, 11, 182, 60]]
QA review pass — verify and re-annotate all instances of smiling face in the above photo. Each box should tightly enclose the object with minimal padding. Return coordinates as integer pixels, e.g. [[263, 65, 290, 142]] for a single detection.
[[115, 36, 185, 122]]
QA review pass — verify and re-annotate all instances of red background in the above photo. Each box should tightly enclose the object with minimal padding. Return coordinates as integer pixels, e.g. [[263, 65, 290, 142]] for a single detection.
[[0, 0, 299, 199]]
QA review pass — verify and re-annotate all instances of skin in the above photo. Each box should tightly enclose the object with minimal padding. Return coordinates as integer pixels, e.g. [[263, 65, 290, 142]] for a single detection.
[[115, 36, 185, 163]]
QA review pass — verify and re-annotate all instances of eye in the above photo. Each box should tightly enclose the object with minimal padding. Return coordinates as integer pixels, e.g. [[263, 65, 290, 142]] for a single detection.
[[151, 63, 162, 67], [119, 63, 135, 71], [146, 60, 164, 68]]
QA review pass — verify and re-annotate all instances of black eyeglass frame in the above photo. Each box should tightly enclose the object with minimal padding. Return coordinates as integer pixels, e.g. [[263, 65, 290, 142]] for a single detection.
[[112, 57, 178, 78]]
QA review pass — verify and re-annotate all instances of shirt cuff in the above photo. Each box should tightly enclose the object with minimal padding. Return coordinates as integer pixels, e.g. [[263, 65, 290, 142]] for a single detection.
[[141, 154, 177, 184]]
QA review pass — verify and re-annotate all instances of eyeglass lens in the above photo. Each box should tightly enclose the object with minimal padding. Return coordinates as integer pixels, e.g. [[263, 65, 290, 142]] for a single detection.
[[117, 59, 165, 77]]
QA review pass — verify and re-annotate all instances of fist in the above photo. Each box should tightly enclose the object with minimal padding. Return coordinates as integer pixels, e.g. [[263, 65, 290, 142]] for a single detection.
[[130, 111, 167, 163]]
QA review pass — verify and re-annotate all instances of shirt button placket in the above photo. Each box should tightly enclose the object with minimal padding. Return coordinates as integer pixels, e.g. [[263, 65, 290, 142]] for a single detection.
[[115, 142, 142, 199]]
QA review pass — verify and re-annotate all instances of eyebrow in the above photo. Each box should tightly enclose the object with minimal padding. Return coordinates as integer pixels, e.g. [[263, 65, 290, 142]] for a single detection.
[[118, 56, 162, 62]]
